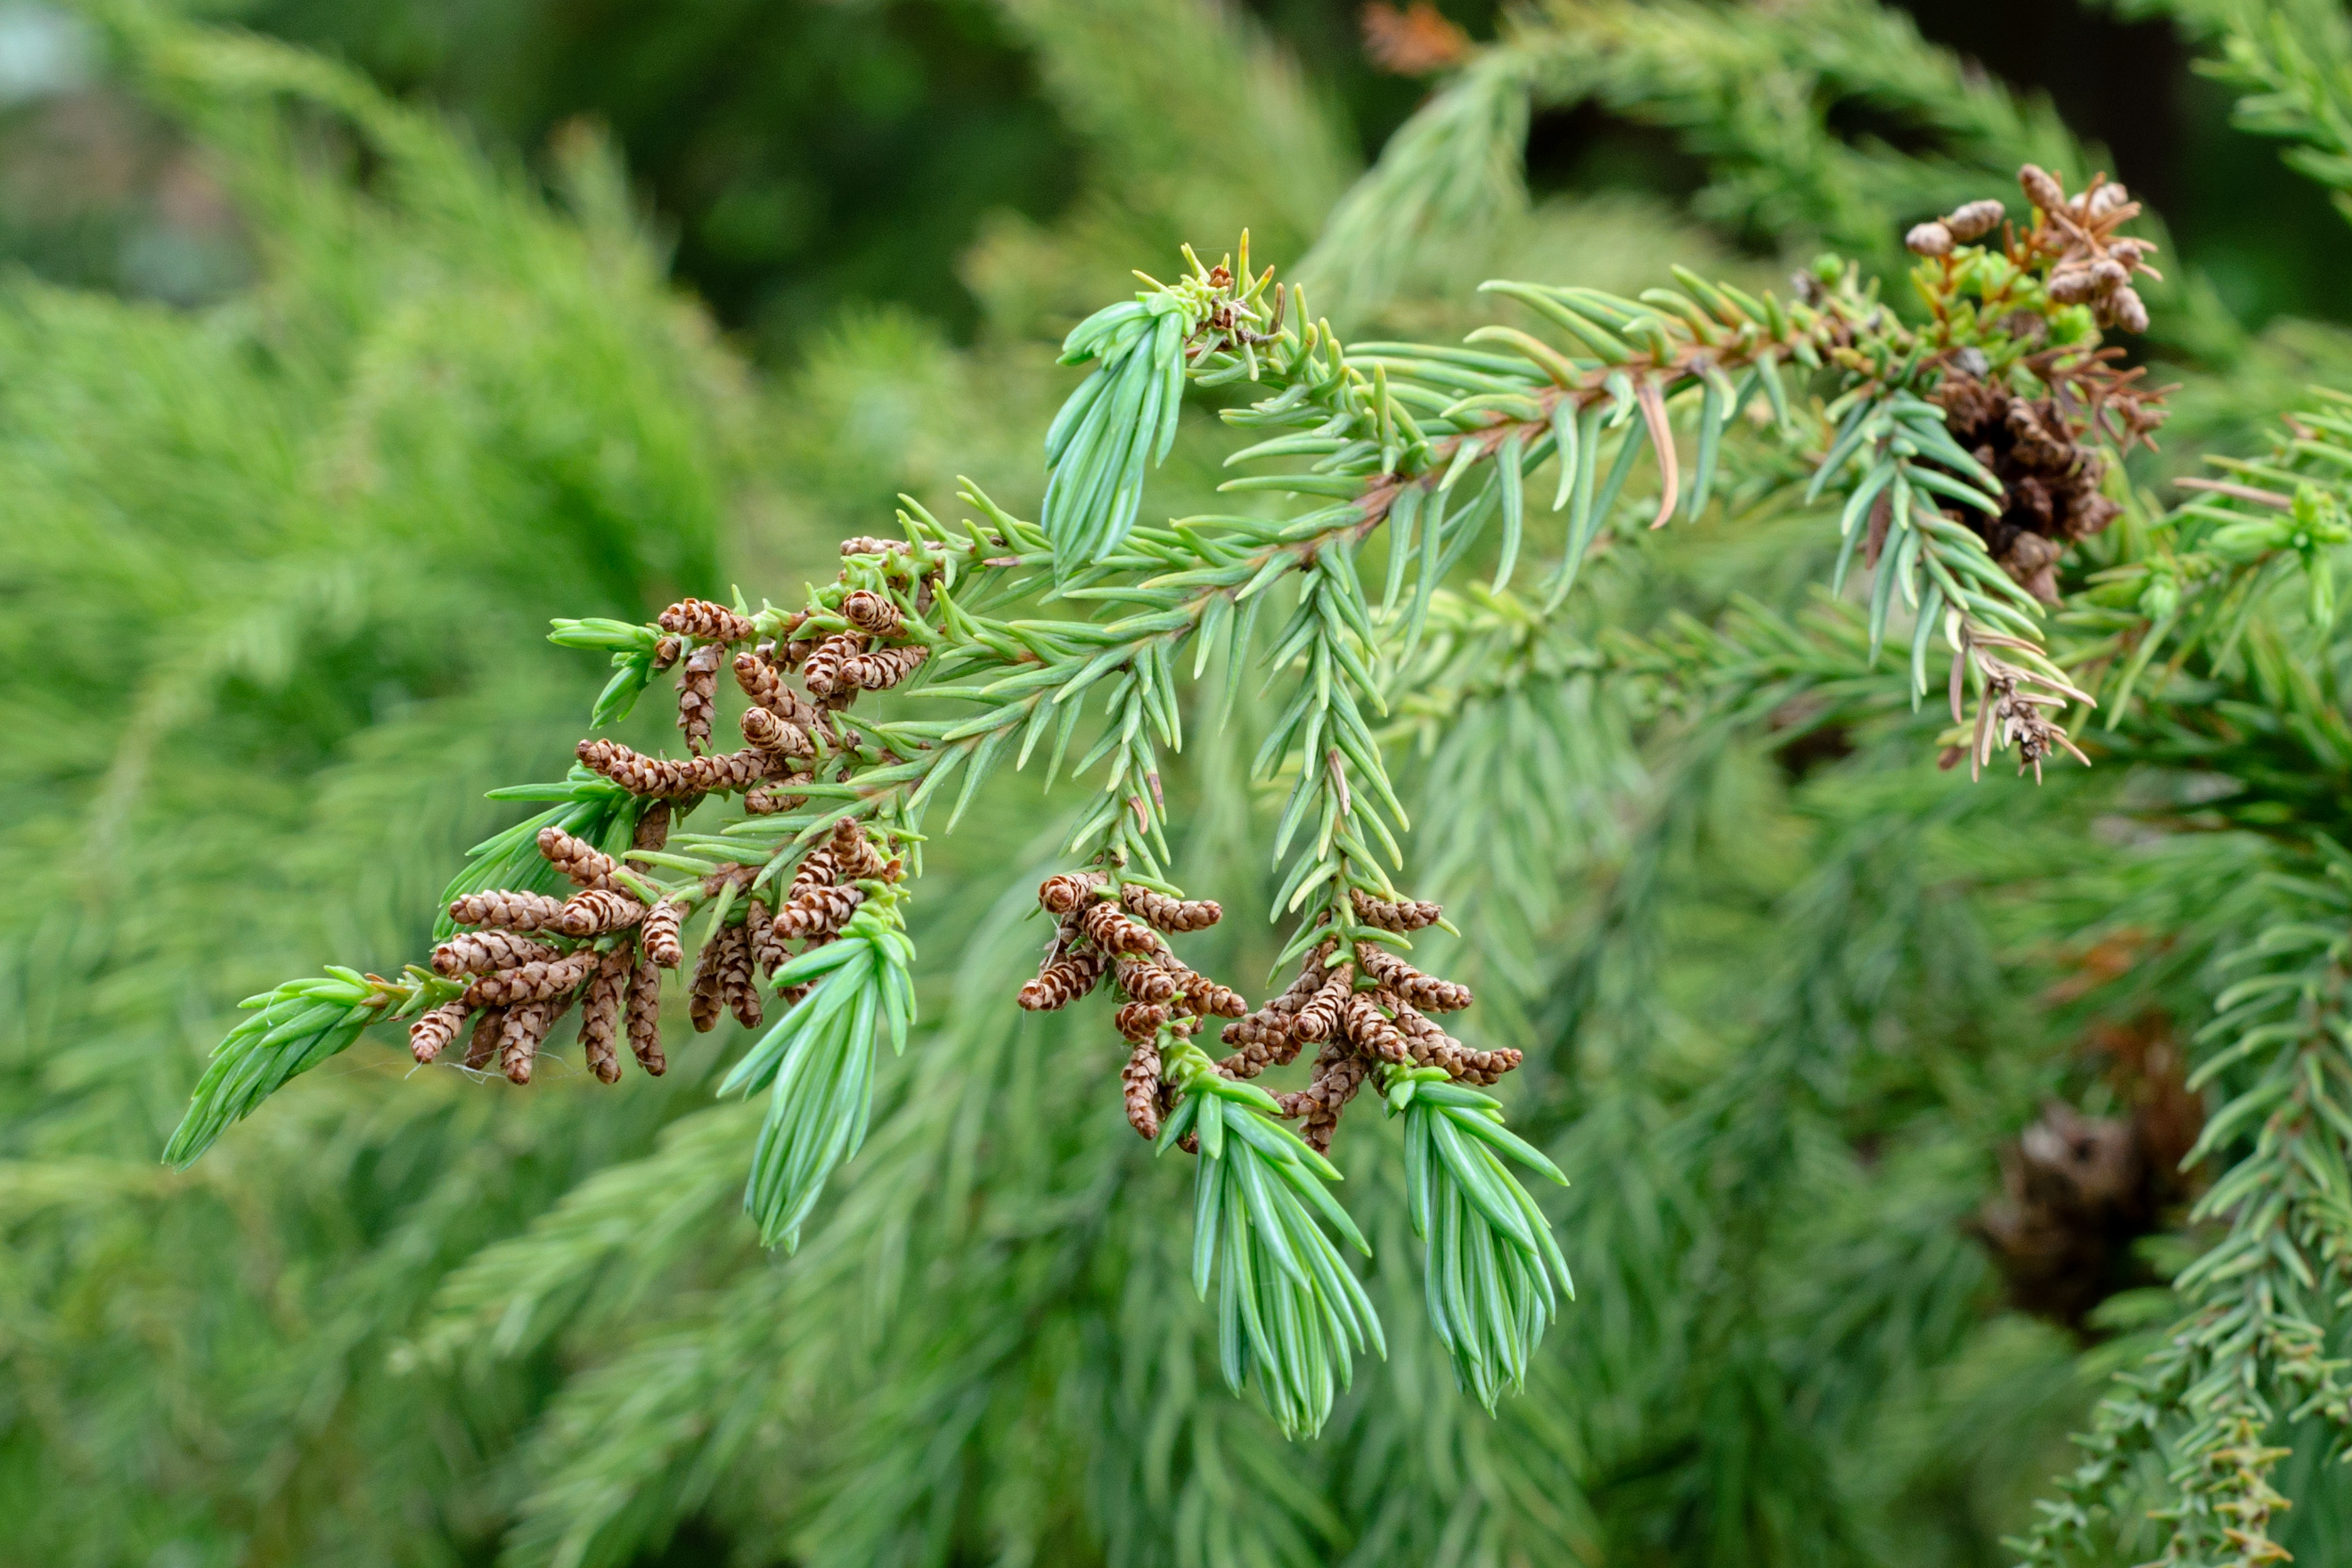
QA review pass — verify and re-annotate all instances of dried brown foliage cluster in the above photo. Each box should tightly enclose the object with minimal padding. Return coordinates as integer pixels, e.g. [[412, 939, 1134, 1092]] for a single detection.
[[411, 570, 928, 1085], [1018, 870, 1510, 1156]]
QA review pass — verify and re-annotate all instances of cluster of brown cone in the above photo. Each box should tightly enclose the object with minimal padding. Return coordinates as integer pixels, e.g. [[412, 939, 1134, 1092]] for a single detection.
[[1017, 871, 1245, 1142], [1017, 874, 1518, 1156], [412, 808, 677, 1084], [579, 576, 932, 813]]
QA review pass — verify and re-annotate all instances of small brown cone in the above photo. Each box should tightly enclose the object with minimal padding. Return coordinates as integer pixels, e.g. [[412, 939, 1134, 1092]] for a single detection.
[[499, 1000, 556, 1085], [689, 925, 730, 1033], [625, 950, 666, 1074], [642, 900, 688, 968], [536, 825, 622, 890], [1037, 871, 1106, 915], [1121, 886, 1221, 933], [465, 1008, 506, 1070], [719, 922, 763, 1030], [677, 641, 725, 755], [555, 888, 648, 937], [448, 890, 569, 931], [1079, 901, 1160, 956], [433, 930, 561, 977], [1018, 949, 1105, 1011], [840, 588, 904, 636], [579, 945, 632, 1083], [409, 1002, 468, 1064], [1123, 1038, 1164, 1140], [772, 884, 862, 941], [658, 598, 756, 644]]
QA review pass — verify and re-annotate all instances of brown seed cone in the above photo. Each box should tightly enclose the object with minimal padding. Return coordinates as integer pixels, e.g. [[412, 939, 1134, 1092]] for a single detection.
[[840, 588, 903, 637], [739, 704, 814, 765], [800, 633, 864, 698], [837, 643, 928, 691], [2020, 163, 2067, 214], [1343, 991, 1410, 1065], [536, 824, 622, 890], [448, 889, 569, 931], [743, 780, 809, 815], [642, 899, 688, 968], [1172, 966, 1248, 1019], [576, 738, 768, 798], [747, 900, 789, 975], [828, 818, 888, 881], [556, 888, 648, 937], [462, 948, 600, 1009], [675, 641, 726, 755], [1945, 199, 2005, 241], [579, 946, 632, 1083], [1904, 220, 1953, 257], [409, 1001, 469, 1064], [625, 950, 665, 1074], [789, 846, 840, 900], [1115, 1000, 1170, 1041], [1038, 870, 1107, 916], [1290, 964, 1355, 1044], [1079, 901, 1161, 956], [658, 598, 756, 645], [1123, 1038, 1164, 1140], [632, 800, 672, 852], [772, 883, 863, 941], [1277, 1041, 1369, 1154], [465, 1007, 506, 1070], [689, 924, 730, 1033], [432, 930, 562, 977], [1360, 944, 1473, 1013], [1115, 958, 1180, 1006], [719, 922, 763, 1030], [1119, 885, 1221, 933], [499, 999, 561, 1084], [1018, 950, 1105, 1011], [1350, 891, 1442, 931], [652, 635, 682, 671], [732, 649, 786, 709], [1393, 1000, 1521, 1085]]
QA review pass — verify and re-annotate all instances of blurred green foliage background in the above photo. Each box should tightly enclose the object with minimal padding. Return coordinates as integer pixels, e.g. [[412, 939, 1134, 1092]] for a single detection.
[[4, 2, 2351, 1566]]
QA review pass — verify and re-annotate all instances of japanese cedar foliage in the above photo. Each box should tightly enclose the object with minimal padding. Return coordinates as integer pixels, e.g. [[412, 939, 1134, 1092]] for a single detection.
[[12, 4, 2352, 1568]]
